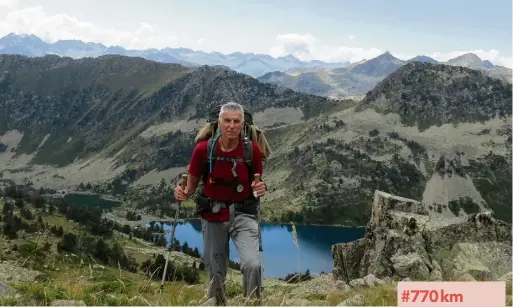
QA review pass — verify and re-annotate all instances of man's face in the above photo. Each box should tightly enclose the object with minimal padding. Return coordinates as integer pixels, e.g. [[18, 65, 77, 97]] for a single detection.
[[219, 110, 243, 140]]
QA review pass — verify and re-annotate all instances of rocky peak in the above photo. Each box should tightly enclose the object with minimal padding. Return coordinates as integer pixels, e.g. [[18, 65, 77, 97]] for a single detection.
[[447, 53, 496, 70], [350, 51, 405, 78], [332, 190, 512, 283], [377, 51, 394, 59], [407, 55, 439, 64], [360, 61, 512, 130]]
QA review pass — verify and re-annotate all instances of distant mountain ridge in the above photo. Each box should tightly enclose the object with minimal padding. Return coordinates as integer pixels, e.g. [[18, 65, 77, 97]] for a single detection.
[[2, 33, 510, 82], [0, 33, 349, 77], [258, 51, 512, 99]]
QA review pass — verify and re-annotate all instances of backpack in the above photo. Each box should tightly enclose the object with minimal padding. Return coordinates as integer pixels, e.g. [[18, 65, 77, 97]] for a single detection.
[[193, 104, 271, 198]]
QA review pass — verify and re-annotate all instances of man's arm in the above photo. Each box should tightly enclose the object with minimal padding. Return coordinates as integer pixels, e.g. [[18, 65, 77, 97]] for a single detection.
[[185, 142, 207, 198], [185, 173, 200, 197]]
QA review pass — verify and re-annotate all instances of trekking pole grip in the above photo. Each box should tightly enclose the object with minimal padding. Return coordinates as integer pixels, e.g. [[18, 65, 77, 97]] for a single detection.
[[181, 174, 188, 189], [253, 173, 261, 198]]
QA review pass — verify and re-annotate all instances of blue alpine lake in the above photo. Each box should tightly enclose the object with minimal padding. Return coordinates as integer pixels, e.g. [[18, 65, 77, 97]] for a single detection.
[[159, 219, 365, 279]]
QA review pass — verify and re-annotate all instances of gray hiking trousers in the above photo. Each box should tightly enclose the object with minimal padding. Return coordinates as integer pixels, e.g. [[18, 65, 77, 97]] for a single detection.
[[201, 204, 262, 304]]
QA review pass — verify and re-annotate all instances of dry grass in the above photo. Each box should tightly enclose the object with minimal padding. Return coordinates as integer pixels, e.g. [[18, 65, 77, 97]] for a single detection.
[[0, 204, 403, 306], [1, 200, 510, 306], [0, 273, 207, 306], [3, 280, 241, 306], [2, 245, 509, 307]]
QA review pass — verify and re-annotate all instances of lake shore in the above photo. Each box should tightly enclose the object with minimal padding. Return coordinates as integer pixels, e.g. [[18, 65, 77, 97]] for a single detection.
[[41, 186, 366, 229], [162, 217, 366, 278], [153, 217, 366, 229]]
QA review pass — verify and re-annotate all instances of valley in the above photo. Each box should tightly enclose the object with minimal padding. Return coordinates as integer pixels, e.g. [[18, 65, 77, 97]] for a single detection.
[[0, 1, 511, 304], [0, 52, 511, 228]]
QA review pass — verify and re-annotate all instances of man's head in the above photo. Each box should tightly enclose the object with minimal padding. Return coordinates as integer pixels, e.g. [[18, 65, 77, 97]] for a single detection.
[[218, 102, 244, 141]]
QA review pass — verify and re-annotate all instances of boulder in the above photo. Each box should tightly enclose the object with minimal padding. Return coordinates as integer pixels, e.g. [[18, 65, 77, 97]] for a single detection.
[[337, 294, 364, 306], [348, 278, 365, 289], [332, 190, 512, 282]]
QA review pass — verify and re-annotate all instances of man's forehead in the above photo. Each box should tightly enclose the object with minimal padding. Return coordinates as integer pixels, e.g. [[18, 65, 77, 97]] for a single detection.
[[222, 112, 243, 120]]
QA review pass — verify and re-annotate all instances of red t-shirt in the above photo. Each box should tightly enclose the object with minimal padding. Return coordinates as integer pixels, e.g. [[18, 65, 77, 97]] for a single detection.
[[188, 136, 263, 222]]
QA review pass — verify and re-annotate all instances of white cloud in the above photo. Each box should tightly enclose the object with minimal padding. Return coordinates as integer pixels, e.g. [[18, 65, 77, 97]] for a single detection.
[[0, 2, 178, 50], [197, 38, 204, 45], [269, 33, 383, 63], [347, 35, 355, 41], [0, 0, 17, 9]]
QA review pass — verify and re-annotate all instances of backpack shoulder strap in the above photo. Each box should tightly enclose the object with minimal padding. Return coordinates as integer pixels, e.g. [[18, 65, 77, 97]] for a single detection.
[[242, 136, 254, 182], [201, 135, 218, 183], [242, 137, 253, 166], [202, 132, 254, 183]]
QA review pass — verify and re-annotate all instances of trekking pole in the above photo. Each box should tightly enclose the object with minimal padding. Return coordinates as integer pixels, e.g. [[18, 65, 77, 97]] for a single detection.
[[160, 173, 188, 292], [253, 174, 264, 294]]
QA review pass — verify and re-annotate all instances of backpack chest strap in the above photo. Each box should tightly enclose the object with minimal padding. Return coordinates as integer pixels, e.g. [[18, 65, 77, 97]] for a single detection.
[[210, 156, 243, 177], [206, 133, 253, 181], [212, 156, 243, 163]]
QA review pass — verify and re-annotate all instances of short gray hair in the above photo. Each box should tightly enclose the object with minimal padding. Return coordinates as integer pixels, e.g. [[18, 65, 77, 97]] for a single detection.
[[219, 101, 244, 122]]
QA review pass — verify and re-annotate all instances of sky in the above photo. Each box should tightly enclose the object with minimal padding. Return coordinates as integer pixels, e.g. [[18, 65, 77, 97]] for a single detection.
[[0, 0, 511, 67]]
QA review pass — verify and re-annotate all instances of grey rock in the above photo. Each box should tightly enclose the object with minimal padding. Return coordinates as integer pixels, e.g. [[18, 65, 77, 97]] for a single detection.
[[0, 280, 13, 295], [362, 273, 386, 286], [391, 252, 431, 280], [348, 278, 366, 289], [0, 261, 43, 285], [456, 273, 476, 281], [428, 260, 443, 281], [337, 293, 365, 306], [450, 242, 511, 281], [331, 190, 512, 283], [335, 280, 352, 292]]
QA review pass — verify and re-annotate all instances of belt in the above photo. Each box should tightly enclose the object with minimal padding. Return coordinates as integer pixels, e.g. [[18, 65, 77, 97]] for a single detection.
[[210, 200, 244, 213]]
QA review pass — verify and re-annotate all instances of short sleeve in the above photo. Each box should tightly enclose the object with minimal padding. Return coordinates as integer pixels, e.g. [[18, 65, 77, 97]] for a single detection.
[[188, 141, 207, 178]]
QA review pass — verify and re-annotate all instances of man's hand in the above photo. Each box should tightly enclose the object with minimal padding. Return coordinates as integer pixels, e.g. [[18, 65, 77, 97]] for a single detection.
[[251, 180, 266, 198], [174, 184, 189, 201]]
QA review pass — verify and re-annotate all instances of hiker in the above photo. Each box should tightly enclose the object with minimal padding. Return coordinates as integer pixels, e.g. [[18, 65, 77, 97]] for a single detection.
[[174, 102, 270, 305]]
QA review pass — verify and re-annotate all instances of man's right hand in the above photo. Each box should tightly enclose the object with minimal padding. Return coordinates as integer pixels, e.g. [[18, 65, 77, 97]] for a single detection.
[[174, 185, 188, 201]]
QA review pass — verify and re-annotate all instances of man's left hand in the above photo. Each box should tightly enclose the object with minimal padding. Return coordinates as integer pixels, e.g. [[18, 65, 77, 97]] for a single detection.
[[251, 181, 266, 198]]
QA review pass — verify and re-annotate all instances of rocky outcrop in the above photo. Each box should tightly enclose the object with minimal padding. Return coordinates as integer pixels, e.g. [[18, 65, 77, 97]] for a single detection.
[[0, 260, 45, 284], [332, 190, 512, 282]]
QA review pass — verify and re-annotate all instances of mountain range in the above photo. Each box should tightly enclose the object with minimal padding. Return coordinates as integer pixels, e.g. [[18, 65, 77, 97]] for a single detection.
[[0, 53, 510, 226], [0, 33, 350, 78], [1, 32, 510, 95], [258, 52, 513, 99]]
